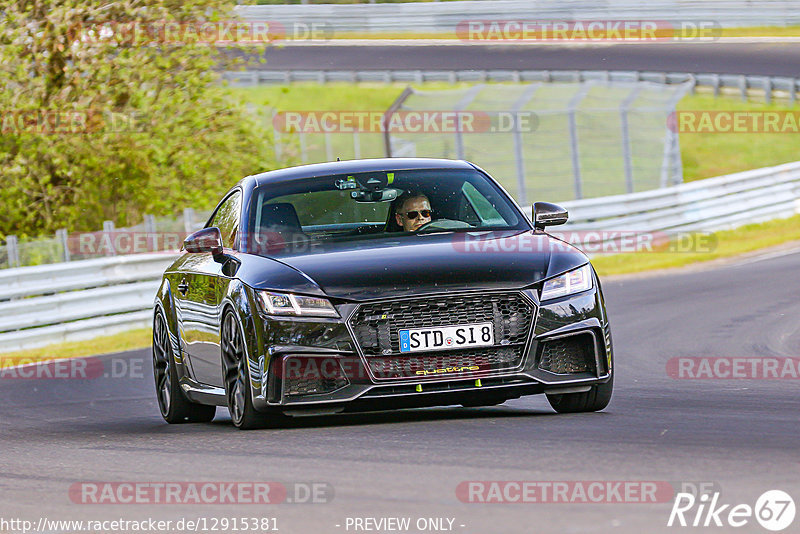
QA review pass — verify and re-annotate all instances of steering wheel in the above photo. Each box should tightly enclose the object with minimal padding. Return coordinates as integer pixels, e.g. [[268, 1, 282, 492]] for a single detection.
[[416, 219, 474, 233]]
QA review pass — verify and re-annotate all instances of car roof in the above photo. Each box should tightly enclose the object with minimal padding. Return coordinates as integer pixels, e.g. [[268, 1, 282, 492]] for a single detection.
[[249, 158, 476, 187]]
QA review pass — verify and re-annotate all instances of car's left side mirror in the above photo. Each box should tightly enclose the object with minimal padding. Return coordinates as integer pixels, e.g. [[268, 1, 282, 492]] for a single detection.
[[533, 202, 569, 229], [184, 227, 223, 255]]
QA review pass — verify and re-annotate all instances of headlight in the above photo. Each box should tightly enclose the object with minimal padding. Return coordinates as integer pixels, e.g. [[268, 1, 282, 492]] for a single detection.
[[256, 291, 339, 318], [540, 264, 593, 301]]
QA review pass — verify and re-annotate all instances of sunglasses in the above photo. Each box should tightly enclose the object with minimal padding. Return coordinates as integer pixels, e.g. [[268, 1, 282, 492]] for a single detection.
[[400, 209, 432, 220]]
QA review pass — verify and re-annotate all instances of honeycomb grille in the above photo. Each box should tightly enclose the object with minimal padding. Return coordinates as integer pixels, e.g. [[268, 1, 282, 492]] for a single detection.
[[285, 375, 348, 397], [349, 292, 533, 358], [538, 335, 596, 374], [369, 347, 521, 379], [283, 357, 349, 397]]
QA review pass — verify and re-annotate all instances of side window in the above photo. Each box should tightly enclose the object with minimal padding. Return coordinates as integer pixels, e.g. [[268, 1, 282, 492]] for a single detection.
[[210, 191, 242, 249]]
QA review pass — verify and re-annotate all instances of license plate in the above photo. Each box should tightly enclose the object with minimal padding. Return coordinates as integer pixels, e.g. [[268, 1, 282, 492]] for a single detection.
[[398, 322, 494, 353]]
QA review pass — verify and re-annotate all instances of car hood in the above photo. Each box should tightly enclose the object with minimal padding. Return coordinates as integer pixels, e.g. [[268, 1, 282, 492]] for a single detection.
[[241, 230, 589, 302]]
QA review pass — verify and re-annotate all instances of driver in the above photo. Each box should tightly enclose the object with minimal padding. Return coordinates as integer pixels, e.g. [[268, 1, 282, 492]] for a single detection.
[[394, 191, 433, 232]]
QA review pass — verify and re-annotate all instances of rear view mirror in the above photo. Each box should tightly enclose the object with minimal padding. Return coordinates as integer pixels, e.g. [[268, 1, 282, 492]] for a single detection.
[[533, 202, 569, 229], [351, 188, 399, 203], [184, 227, 223, 255]]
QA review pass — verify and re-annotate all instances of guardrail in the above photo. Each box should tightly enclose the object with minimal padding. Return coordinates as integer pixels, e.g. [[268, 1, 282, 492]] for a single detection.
[[1, 161, 798, 353], [235, 1, 800, 32], [555, 161, 800, 235], [223, 70, 800, 104], [0, 254, 176, 352]]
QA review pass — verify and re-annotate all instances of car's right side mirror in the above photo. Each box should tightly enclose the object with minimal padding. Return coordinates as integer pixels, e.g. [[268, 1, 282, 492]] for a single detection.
[[533, 202, 569, 229], [184, 227, 224, 255]]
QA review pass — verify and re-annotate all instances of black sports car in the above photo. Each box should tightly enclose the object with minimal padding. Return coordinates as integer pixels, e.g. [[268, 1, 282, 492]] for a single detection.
[[152, 158, 613, 429]]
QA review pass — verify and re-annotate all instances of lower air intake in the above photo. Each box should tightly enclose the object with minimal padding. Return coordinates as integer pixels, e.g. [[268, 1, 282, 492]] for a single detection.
[[538, 334, 596, 374], [283, 357, 349, 397]]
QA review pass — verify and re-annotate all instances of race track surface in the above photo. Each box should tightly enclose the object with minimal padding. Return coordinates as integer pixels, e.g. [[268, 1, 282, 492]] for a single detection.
[[2, 248, 799, 533], [250, 42, 800, 76]]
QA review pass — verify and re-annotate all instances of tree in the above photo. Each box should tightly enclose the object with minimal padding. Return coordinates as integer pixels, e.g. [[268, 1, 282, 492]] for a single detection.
[[0, 0, 274, 237]]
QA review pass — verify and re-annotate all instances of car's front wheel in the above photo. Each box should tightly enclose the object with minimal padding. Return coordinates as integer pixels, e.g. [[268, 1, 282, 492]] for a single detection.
[[546, 374, 613, 413], [221, 311, 267, 430], [152, 311, 216, 424]]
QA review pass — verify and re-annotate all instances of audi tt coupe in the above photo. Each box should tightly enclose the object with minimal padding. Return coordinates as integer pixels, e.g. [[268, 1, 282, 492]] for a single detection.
[[152, 158, 614, 429]]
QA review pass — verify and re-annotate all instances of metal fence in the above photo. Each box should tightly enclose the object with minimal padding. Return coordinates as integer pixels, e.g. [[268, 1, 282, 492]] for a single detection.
[[235, 1, 800, 33], [387, 81, 689, 203], [264, 76, 691, 202], [239, 68, 799, 204], [2, 159, 797, 353]]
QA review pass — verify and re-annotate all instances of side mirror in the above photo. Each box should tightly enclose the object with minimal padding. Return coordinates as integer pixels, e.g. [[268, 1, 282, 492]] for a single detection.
[[533, 202, 568, 229], [184, 227, 223, 255]]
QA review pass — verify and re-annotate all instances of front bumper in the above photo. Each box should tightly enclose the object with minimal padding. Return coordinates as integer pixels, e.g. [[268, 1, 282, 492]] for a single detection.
[[252, 285, 612, 413]]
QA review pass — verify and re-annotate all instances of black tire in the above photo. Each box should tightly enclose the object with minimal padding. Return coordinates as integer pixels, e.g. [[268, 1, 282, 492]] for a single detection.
[[152, 311, 216, 424], [546, 374, 614, 413], [221, 311, 267, 430]]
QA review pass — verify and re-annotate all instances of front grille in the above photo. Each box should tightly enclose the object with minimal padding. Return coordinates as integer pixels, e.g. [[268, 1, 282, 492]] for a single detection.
[[538, 334, 596, 374], [349, 292, 534, 380]]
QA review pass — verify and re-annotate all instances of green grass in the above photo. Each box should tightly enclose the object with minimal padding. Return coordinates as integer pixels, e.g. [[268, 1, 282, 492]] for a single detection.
[[592, 215, 800, 276], [235, 81, 434, 110], [677, 95, 800, 181], [0, 328, 152, 367]]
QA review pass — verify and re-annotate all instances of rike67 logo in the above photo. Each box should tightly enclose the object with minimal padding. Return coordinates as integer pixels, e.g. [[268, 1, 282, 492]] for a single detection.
[[668, 490, 795, 531]]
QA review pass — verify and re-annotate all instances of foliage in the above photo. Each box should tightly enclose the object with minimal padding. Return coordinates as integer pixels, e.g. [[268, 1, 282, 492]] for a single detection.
[[0, 0, 274, 238]]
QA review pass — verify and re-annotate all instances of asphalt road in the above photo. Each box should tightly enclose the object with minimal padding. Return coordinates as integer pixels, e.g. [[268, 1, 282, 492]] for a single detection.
[[2, 247, 799, 533], [250, 42, 800, 76]]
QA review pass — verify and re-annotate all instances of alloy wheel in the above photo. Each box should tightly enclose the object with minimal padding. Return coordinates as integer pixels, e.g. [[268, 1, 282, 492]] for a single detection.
[[152, 313, 172, 416]]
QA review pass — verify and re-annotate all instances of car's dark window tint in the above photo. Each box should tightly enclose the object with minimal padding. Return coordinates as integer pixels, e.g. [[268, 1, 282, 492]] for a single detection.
[[210, 191, 242, 249], [248, 169, 528, 255], [270, 190, 390, 226]]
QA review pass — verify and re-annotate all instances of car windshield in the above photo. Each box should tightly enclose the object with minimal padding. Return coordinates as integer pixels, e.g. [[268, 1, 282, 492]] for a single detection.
[[246, 168, 528, 255]]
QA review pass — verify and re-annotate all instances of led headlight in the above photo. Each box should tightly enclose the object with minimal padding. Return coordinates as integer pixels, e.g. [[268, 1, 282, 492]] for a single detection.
[[540, 264, 593, 301], [257, 291, 339, 318]]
